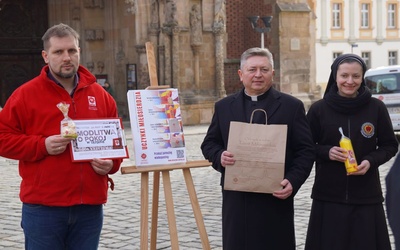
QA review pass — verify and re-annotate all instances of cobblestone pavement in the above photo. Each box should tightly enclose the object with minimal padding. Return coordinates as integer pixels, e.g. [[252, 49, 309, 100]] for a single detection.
[[0, 124, 396, 249]]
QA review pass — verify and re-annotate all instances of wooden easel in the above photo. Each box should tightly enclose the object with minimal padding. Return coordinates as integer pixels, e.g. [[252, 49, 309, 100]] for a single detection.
[[121, 42, 211, 250]]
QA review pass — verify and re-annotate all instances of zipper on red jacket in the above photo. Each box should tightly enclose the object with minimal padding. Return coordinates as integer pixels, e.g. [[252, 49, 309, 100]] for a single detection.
[[70, 83, 90, 117], [69, 85, 89, 204], [71, 98, 77, 116], [70, 83, 84, 116], [80, 162, 84, 204]]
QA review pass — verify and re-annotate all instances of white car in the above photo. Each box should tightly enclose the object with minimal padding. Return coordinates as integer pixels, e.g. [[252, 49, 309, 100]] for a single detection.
[[365, 65, 400, 131]]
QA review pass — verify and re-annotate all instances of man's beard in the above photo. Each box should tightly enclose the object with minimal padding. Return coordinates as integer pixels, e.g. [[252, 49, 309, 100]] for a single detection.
[[55, 66, 77, 79]]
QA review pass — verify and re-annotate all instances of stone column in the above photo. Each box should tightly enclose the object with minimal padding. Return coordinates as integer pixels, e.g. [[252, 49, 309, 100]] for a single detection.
[[135, 45, 149, 89], [376, 0, 384, 44], [190, 4, 203, 90], [213, 0, 227, 98], [214, 29, 226, 98], [320, 0, 328, 45], [348, 0, 356, 44], [148, 0, 160, 69], [158, 45, 165, 86], [134, 0, 147, 44], [162, 32, 172, 86], [161, 0, 178, 87], [192, 45, 201, 89], [171, 26, 181, 90]]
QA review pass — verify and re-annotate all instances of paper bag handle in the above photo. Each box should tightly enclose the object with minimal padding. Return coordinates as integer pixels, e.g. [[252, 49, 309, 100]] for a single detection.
[[250, 109, 267, 124]]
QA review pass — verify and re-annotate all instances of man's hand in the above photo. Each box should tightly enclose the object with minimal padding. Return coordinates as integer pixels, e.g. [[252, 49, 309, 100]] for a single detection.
[[45, 135, 72, 155], [273, 179, 293, 200], [91, 158, 113, 175], [221, 150, 235, 167]]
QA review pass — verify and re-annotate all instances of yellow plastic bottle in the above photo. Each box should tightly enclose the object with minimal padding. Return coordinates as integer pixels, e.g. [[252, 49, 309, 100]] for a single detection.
[[338, 127, 358, 173]]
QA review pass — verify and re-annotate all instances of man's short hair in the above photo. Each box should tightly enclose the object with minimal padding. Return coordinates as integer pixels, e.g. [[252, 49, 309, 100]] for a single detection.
[[240, 47, 274, 70], [42, 23, 80, 51]]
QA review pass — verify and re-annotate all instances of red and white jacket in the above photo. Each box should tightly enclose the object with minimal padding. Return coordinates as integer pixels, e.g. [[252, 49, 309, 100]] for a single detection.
[[0, 65, 122, 206]]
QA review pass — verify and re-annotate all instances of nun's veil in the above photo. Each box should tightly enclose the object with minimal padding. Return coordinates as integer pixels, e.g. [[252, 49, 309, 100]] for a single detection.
[[323, 54, 371, 114]]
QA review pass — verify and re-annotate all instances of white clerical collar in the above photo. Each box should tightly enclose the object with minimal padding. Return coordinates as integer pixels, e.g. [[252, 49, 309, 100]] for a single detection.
[[244, 90, 266, 101]]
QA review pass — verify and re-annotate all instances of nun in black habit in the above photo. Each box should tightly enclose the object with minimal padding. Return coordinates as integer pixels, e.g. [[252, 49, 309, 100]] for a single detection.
[[305, 54, 398, 250]]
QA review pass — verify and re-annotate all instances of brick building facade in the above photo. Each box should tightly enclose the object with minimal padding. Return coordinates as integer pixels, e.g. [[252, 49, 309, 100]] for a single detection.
[[224, 0, 317, 109]]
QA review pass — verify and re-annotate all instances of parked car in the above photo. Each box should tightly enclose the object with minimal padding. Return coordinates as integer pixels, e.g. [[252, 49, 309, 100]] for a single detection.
[[365, 65, 400, 132]]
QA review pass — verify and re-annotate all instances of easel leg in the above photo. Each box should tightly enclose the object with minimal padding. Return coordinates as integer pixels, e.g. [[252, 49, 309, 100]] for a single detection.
[[162, 171, 180, 250], [150, 171, 160, 250], [140, 172, 149, 250], [182, 168, 211, 250]]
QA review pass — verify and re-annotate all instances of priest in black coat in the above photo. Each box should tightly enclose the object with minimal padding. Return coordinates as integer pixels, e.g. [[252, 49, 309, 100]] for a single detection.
[[201, 47, 315, 249]]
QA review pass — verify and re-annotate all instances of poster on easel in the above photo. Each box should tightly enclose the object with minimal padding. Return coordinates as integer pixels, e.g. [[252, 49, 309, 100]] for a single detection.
[[127, 88, 187, 166]]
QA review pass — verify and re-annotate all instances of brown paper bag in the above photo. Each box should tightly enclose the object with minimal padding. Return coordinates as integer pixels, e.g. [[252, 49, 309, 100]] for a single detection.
[[224, 109, 287, 193]]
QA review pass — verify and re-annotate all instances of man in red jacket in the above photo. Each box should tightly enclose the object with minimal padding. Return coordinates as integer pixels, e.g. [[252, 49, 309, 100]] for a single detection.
[[0, 23, 122, 250]]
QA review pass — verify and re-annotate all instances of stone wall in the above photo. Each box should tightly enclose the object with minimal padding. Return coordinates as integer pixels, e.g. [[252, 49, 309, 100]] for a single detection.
[[276, 2, 318, 110], [47, 0, 137, 120], [45, 0, 316, 125]]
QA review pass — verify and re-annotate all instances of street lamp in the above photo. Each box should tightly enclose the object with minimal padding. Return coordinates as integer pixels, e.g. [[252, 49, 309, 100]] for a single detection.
[[247, 16, 273, 49], [351, 44, 358, 54]]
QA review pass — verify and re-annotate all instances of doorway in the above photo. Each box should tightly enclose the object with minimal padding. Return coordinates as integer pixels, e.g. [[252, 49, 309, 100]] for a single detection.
[[0, 0, 48, 107]]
